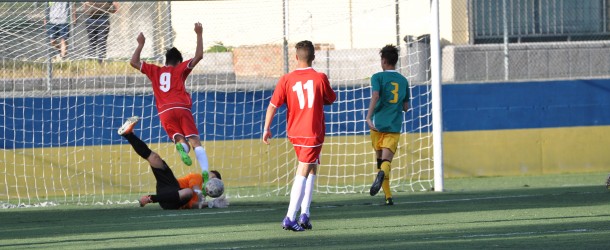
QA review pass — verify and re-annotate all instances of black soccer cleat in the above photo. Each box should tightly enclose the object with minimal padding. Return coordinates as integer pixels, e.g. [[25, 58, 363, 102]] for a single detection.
[[370, 171, 385, 196], [385, 197, 394, 205], [606, 174, 610, 190]]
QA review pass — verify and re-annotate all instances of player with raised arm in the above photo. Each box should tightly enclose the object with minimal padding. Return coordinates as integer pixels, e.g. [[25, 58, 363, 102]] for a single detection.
[[129, 22, 213, 188], [366, 45, 410, 206], [263, 40, 336, 232], [118, 116, 228, 210]]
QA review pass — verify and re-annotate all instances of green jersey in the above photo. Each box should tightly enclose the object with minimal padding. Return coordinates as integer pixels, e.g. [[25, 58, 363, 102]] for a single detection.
[[370, 70, 410, 133]]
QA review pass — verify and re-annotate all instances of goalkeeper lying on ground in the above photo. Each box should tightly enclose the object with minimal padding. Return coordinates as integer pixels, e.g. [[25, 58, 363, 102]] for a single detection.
[[118, 116, 228, 209]]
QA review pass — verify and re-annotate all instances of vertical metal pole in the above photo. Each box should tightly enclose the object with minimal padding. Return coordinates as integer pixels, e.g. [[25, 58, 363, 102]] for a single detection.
[[349, 0, 353, 48], [468, 0, 475, 44], [430, 0, 443, 192], [503, 0, 509, 80], [282, 0, 289, 74], [153, 2, 161, 60], [46, 2, 52, 92], [395, 0, 401, 71], [47, 51, 53, 92], [603, 0, 607, 32], [326, 48, 330, 78], [309, 11, 313, 39], [167, 1, 173, 49], [68, 2, 75, 59]]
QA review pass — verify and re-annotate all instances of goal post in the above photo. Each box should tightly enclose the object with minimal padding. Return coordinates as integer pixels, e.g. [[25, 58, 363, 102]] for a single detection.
[[0, 0, 440, 207], [430, 0, 444, 192]]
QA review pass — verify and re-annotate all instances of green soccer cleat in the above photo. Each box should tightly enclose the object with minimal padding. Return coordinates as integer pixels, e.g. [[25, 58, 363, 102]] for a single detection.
[[202, 170, 209, 190], [175, 143, 192, 166]]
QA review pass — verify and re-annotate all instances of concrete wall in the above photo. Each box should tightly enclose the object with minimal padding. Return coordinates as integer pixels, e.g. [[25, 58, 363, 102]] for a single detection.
[[442, 41, 610, 83]]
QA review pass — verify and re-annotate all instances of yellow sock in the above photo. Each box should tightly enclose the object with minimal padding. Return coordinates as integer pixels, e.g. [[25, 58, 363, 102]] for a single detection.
[[380, 161, 392, 199]]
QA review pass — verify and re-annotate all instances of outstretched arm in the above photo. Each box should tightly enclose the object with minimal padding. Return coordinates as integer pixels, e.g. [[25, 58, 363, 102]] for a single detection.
[[130, 33, 145, 70], [262, 105, 277, 145], [110, 2, 119, 14], [188, 22, 204, 69], [366, 91, 379, 131]]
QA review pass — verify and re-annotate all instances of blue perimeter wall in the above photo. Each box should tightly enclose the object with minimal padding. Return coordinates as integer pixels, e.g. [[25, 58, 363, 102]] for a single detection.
[[0, 86, 431, 149], [443, 79, 610, 131], [2, 78, 610, 149]]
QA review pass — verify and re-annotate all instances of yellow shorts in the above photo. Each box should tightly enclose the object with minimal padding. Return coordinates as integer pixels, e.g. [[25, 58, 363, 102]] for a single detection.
[[370, 130, 400, 153]]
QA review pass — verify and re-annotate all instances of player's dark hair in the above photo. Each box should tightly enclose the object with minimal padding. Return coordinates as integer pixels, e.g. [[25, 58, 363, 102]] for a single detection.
[[295, 40, 315, 63], [380, 45, 399, 66], [165, 47, 183, 66], [211, 170, 222, 180]]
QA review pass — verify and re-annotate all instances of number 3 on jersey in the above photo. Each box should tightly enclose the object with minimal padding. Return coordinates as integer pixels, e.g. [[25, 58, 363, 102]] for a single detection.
[[160, 72, 171, 92], [292, 80, 314, 109], [389, 82, 399, 103]]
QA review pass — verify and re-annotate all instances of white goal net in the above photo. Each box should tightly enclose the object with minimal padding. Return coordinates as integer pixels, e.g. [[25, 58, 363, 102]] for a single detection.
[[0, 0, 434, 206]]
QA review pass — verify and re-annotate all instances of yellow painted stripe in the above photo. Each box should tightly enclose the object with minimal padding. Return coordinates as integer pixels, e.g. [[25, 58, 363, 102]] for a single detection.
[[444, 126, 610, 177], [3, 126, 607, 199], [0, 134, 433, 199]]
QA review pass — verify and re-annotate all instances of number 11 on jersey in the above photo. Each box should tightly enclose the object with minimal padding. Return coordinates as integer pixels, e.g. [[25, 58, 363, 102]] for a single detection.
[[292, 80, 314, 109]]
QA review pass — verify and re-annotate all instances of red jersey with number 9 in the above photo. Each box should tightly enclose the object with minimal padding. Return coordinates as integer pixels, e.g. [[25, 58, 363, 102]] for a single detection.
[[141, 59, 194, 113], [270, 67, 336, 147]]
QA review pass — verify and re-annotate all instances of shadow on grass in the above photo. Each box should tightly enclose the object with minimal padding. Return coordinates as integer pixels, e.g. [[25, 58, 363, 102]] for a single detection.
[[0, 185, 608, 245], [7, 219, 605, 249], [133, 219, 610, 249]]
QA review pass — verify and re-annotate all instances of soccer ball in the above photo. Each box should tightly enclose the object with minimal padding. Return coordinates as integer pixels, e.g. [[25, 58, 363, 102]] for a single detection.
[[205, 178, 224, 198]]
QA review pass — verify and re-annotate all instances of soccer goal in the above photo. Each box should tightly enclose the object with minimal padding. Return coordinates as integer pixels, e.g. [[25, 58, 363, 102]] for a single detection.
[[0, 1, 441, 207]]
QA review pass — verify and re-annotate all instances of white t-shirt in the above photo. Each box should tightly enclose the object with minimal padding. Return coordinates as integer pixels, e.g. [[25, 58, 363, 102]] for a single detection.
[[49, 2, 69, 24]]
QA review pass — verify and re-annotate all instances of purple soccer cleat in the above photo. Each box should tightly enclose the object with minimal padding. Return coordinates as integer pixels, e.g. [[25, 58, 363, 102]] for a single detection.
[[282, 217, 304, 232], [298, 213, 312, 230]]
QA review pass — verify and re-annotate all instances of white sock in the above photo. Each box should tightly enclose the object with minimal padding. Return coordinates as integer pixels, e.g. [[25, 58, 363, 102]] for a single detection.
[[300, 174, 316, 216], [181, 142, 190, 154], [194, 146, 209, 172], [286, 175, 307, 221]]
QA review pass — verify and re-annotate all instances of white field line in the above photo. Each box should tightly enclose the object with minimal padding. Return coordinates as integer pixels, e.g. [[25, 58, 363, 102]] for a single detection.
[[130, 192, 593, 219], [130, 208, 275, 219], [424, 228, 592, 240]]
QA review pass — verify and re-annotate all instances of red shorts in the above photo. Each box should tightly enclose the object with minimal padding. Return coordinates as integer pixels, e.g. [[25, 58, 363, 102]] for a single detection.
[[293, 145, 322, 164], [158, 108, 199, 141]]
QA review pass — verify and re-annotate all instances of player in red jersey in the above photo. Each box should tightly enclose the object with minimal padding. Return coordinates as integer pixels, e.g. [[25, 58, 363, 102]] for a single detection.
[[263, 40, 336, 231], [129, 22, 212, 187]]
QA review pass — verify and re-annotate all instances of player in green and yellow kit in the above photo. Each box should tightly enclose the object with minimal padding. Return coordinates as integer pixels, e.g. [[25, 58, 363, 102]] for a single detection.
[[366, 45, 410, 205]]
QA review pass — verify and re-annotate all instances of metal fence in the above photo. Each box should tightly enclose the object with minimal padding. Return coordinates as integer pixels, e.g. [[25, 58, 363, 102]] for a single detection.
[[443, 0, 610, 82]]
